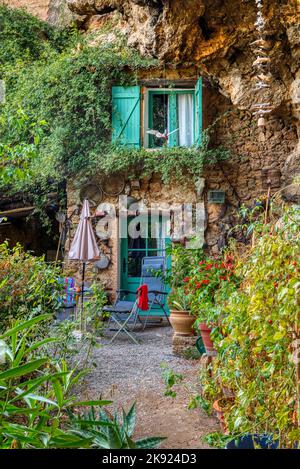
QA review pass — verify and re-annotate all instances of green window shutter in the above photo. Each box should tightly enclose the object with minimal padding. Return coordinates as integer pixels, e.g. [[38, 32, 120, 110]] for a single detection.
[[195, 77, 202, 147], [168, 93, 178, 147], [112, 86, 141, 147]]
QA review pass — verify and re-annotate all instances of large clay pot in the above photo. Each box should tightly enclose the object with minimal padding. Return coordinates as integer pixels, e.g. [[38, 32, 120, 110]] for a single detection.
[[169, 310, 195, 336], [199, 322, 216, 353]]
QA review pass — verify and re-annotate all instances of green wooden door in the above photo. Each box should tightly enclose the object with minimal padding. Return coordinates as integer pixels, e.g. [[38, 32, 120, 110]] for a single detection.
[[120, 214, 171, 316]]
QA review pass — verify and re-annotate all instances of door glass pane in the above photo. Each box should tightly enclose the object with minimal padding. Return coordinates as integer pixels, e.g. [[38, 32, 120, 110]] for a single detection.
[[128, 251, 146, 277], [148, 215, 159, 250], [128, 221, 146, 251], [152, 94, 169, 147]]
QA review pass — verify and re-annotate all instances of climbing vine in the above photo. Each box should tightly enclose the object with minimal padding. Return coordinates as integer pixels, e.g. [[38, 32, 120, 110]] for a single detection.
[[0, 5, 229, 212]]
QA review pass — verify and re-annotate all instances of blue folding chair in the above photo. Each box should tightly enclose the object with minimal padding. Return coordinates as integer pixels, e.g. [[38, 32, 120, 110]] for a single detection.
[[56, 277, 77, 321], [139, 256, 170, 330], [103, 291, 140, 344]]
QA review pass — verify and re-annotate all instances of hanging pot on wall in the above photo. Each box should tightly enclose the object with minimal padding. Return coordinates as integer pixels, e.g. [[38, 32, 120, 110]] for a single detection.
[[79, 184, 103, 206], [94, 253, 110, 270]]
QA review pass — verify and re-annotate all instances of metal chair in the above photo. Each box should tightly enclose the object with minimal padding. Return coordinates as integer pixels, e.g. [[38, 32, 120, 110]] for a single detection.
[[103, 290, 140, 344]]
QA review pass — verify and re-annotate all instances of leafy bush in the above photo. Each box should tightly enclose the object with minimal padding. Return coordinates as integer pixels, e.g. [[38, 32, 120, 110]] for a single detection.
[[0, 4, 229, 214], [0, 242, 60, 329], [0, 110, 47, 187], [200, 206, 300, 447], [0, 315, 165, 449], [0, 4, 75, 73], [164, 244, 203, 311], [0, 8, 155, 202], [69, 404, 165, 449], [188, 254, 240, 325], [161, 364, 183, 398]]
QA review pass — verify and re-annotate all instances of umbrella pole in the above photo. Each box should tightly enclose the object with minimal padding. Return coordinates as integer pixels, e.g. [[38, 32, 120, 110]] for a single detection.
[[81, 262, 85, 331]]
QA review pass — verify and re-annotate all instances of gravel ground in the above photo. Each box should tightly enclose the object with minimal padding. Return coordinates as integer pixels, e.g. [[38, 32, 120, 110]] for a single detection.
[[78, 324, 218, 449]]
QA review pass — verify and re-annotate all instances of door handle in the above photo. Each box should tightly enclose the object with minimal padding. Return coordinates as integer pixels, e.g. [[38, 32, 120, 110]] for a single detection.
[[122, 258, 127, 274]]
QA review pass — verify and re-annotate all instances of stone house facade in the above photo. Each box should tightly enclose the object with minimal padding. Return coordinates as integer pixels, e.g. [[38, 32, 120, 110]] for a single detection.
[[63, 66, 298, 297]]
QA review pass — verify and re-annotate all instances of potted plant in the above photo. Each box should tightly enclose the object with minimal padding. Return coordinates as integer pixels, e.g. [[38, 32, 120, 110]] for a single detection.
[[162, 244, 203, 337], [168, 286, 195, 336], [187, 254, 239, 354], [212, 397, 235, 433]]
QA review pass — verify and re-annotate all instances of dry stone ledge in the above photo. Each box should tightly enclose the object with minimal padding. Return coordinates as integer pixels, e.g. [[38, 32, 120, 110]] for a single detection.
[[172, 333, 197, 358]]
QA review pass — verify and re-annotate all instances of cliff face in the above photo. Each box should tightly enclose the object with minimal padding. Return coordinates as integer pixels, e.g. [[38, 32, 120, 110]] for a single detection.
[[4, 0, 300, 197], [2, 1, 50, 20], [64, 0, 300, 192], [5, 1, 299, 120], [63, 1, 298, 106]]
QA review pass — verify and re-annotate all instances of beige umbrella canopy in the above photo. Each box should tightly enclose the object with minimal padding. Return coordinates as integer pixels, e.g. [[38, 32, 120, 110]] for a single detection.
[[69, 199, 100, 327], [69, 199, 100, 262]]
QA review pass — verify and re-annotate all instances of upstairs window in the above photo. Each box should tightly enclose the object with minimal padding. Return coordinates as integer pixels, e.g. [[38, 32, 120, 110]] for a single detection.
[[112, 78, 202, 149], [146, 89, 195, 148]]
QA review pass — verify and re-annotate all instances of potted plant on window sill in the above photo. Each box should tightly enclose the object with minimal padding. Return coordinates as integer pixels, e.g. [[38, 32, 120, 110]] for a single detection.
[[168, 287, 195, 336]]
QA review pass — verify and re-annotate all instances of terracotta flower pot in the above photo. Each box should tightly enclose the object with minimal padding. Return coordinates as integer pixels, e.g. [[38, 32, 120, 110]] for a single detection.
[[199, 322, 216, 353], [169, 310, 195, 336], [213, 398, 234, 434]]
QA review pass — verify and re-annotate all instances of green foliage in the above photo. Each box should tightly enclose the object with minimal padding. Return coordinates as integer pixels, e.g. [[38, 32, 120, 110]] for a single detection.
[[68, 403, 166, 449], [84, 283, 108, 334], [163, 244, 203, 311], [182, 346, 202, 360], [165, 244, 204, 288], [0, 4, 76, 74], [0, 4, 229, 212], [0, 242, 60, 329], [0, 315, 111, 448], [97, 134, 229, 185], [187, 254, 240, 326], [0, 9, 156, 202], [0, 109, 48, 187], [0, 315, 165, 449], [198, 206, 300, 447], [202, 431, 233, 449], [167, 287, 193, 311], [161, 363, 183, 398]]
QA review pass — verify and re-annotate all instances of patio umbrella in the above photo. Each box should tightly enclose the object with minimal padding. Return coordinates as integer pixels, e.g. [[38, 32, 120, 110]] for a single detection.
[[69, 199, 100, 328]]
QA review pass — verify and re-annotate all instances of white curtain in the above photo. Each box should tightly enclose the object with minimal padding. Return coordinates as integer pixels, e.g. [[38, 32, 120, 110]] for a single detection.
[[177, 94, 194, 147]]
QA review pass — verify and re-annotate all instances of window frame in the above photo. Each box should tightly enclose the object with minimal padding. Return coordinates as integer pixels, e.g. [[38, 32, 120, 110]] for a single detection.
[[144, 88, 196, 149]]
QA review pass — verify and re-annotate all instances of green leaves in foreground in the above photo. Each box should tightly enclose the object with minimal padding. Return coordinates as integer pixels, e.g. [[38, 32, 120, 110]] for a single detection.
[[68, 403, 166, 449], [0, 314, 166, 449]]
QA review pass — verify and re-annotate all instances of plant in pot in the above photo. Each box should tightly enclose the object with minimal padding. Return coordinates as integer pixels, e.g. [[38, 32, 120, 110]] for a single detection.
[[168, 286, 195, 336], [162, 244, 203, 337], [188, 254, 239, 354]]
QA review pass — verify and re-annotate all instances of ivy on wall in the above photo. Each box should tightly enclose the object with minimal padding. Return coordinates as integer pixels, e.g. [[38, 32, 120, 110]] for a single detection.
[[0, 5, 229, 210]]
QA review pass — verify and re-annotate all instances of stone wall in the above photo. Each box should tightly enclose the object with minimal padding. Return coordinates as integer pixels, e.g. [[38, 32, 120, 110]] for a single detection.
[[64, 175, 198, 293], [202, 85, 298, 252], [64, 75, 298, 287], [5, 0, 299, 284]]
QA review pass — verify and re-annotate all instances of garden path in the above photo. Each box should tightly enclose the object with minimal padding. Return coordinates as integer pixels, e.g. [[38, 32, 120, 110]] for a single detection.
[[78, 325, 218, 449]]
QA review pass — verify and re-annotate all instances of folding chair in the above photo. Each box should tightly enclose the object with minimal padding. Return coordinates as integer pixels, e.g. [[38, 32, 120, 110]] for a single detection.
[[55, 277, 76, 321], [103, 290, 140, 344], [139, 256, 170, 330]]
